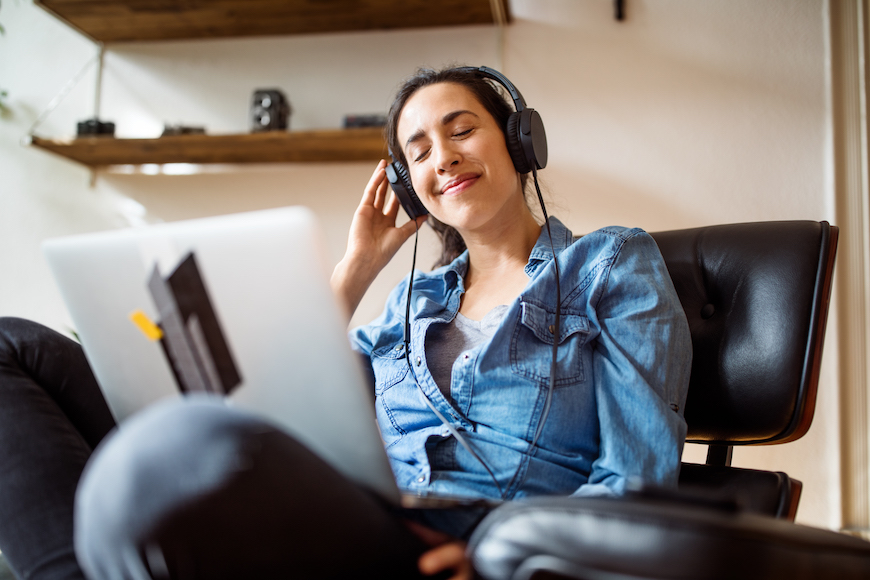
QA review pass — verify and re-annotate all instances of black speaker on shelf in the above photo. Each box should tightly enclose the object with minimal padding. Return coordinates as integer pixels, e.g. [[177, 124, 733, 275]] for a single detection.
[[250, 89, 290, 132]]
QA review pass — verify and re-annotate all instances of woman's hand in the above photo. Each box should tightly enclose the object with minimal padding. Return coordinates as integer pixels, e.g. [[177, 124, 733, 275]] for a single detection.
[[347, 159, 424, 272], [331, 160, 425, 320], [406, 520, 474, 580], [418, 541, 474, 580]]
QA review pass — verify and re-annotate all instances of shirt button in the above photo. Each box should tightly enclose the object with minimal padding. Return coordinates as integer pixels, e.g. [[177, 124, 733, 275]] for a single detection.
[[441, 429, 450, 437], [417, 476, 426, 483], [416, 356, 422, 366], [463, 353, 470, 360], [394, 344, 403, 351], [548, 325, 556, 334]]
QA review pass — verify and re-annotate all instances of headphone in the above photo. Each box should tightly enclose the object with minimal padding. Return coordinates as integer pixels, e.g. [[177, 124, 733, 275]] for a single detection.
[[385, 66, 549, 220]]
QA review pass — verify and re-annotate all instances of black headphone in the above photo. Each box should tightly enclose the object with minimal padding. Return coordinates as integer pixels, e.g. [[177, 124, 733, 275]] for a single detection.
[[385, 66, 548, 220]]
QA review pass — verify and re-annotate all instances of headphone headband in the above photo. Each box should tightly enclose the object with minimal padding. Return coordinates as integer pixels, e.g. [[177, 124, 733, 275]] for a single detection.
[[458, 66, 528, 112]]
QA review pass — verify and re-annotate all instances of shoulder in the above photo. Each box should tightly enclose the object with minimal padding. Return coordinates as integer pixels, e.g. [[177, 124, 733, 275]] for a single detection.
[[572, 225, 652, 248], [548, 225, 674, 306], [563, 226, 659, 269]]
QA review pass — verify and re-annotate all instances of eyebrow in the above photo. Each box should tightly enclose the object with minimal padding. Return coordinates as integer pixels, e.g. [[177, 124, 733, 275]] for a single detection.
[[404, 109, 481, 152]]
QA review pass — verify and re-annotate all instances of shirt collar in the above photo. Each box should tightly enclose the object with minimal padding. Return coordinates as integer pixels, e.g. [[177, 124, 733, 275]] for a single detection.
[[526, 216, 574, 276], [441, 251, 469, 293]]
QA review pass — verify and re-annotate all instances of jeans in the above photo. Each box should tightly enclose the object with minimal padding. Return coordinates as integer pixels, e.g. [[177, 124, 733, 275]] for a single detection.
[[0, 317, 115, 579], [0, 318, 449, 579], [74, 397, 435, 580]]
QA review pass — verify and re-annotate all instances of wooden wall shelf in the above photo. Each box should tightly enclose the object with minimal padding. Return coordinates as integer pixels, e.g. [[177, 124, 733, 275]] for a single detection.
[[28, 128, 388, 167], [35, 0, 511, 43]]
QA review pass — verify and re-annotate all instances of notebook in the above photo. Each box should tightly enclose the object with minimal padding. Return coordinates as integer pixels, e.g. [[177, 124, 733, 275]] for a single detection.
[[44, 206, 409, 504]]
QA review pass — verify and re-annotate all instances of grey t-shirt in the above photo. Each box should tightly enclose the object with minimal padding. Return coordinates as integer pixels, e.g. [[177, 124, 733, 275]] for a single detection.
[[426, 304, 509, 398]]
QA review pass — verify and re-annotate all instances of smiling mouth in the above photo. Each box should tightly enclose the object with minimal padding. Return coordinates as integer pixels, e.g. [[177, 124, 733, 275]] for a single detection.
[[441, 174, 479, 196]]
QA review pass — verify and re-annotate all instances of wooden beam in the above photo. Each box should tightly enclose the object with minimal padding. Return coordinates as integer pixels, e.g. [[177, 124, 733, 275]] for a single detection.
[[35, 0, 512, 43]]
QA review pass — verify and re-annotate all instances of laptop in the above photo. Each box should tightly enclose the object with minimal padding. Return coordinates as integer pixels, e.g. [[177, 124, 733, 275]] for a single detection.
[[44, 206, 412, 504]]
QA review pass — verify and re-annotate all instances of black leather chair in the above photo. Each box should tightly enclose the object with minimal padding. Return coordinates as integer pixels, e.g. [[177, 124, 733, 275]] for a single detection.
[[469, 221, 870, 579], [659, 220, 837, 521]]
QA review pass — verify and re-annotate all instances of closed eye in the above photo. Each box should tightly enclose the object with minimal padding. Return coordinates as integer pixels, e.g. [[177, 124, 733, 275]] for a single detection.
[[410, 123, 476, 163]]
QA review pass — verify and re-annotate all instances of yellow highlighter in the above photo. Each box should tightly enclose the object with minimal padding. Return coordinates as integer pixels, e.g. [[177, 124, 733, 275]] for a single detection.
[[129, 310, 164, 341]]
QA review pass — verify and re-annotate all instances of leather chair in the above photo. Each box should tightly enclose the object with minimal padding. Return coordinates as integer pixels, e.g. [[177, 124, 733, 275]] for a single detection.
[[469, 221, 870, 579]]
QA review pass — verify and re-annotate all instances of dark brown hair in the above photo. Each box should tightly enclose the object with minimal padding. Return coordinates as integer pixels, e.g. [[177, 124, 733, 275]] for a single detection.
[[385, 66, 530, 269]]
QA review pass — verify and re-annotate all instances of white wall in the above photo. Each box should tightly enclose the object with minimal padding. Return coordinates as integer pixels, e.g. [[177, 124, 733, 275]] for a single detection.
[[1, 1, 840, 529]]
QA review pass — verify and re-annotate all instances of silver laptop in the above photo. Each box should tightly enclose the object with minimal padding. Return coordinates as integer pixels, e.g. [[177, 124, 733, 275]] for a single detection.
[[43, 206, 404, 504]]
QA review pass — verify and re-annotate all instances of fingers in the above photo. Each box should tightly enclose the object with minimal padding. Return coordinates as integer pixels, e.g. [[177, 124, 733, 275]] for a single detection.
[[418, 542, 472, 580], [385, 189, 401, 219], [372, 172, 390, 211], [356, 159, 424, 241], [360, 159, 388, 208], [398, 214, 426, 237], [385, 188, 428, 231]]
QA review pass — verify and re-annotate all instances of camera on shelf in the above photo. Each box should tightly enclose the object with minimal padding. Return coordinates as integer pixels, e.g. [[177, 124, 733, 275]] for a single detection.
[[76, 117, 115, 137], [250, 89, 291, 132]]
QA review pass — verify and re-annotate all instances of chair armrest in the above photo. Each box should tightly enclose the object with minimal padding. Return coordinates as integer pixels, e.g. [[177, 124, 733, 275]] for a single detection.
[[468, 495, 870, 580]]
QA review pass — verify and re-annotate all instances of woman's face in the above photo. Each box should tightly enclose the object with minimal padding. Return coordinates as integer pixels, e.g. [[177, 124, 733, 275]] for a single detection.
[[396, 82, 524, 236]]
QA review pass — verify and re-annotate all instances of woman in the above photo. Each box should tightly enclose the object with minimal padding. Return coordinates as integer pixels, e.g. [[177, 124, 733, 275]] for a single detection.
[[0, 66, 690, 580]]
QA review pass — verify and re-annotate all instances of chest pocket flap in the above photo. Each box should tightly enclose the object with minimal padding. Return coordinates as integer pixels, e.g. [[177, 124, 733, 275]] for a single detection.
[[512, 301, 590, 387], [520, 301, 589, 345]]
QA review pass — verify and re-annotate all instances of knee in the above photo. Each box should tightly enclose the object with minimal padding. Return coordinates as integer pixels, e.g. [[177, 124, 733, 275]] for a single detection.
[[0, 317, 56, 340], [0, 317, 36, 335], [74, 397, 274, 578], [0, 317, 46, 354], [0, 317, 75, 365]]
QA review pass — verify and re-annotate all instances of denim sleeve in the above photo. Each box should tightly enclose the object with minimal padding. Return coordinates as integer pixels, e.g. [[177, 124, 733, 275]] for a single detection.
[[571, 231, 691, 498]]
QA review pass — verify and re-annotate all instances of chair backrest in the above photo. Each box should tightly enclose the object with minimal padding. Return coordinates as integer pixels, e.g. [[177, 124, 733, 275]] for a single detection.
[[649, 221, 838, 447]]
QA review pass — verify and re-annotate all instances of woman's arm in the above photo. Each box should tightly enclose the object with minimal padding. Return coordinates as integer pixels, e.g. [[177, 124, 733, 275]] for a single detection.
[[574, 231, 692, 497], [331, 160, 426, 322]]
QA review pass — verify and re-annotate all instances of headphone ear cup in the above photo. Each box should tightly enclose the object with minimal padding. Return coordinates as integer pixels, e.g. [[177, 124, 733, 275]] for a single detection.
[[506, 112, 532, 174], [522, 108, 548, 170], [386, 161, 428, 219]]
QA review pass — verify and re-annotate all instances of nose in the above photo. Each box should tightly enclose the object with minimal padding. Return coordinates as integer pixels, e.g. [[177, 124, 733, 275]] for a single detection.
[[433, 139, 461, 173]]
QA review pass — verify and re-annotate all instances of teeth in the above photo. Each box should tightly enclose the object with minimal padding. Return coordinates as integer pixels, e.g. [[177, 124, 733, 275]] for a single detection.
[[443, 179, 463, 193]]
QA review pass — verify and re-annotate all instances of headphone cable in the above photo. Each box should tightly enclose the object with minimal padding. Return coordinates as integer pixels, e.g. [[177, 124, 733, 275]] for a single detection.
[[529, 165, 560, 450], [499, 166, 560, 499], [403, 222, 505, 498], [401, 170, 560, 501]]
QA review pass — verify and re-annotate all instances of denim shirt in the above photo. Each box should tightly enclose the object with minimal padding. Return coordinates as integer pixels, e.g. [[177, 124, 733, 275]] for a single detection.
[[350, 218, 691, 503]]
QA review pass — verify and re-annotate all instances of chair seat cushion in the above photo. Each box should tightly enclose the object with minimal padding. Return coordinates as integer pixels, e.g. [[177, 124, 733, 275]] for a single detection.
[[468, 495, 870, 580], [679, 462, 800, 519]]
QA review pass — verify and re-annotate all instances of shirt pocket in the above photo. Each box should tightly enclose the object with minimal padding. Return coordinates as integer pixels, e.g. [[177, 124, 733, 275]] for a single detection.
[[371, 343, 411, 443], [371, 343, 410, 396], [510, 301, 590, 388]]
